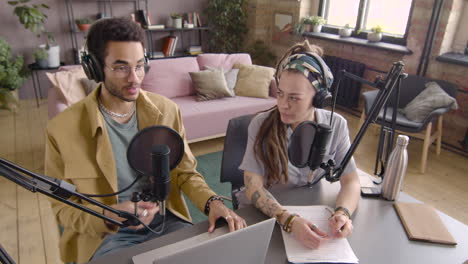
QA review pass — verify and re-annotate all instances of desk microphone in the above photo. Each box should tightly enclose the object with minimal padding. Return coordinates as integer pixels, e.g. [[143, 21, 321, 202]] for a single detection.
[[127, 125, 184, 218], [288, 121, 332, 170], [151, 145, 171, 216]]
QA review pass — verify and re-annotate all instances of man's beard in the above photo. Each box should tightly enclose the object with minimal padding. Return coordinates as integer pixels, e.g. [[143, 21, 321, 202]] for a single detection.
[[104, 81, 138, 102]]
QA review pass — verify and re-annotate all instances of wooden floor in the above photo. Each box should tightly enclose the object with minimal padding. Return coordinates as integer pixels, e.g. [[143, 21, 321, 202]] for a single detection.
[[0, 99, 467, 264]]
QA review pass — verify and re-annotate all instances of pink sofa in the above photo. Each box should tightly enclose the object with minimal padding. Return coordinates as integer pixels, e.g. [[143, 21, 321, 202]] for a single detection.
[[48, 53, 277, 142]]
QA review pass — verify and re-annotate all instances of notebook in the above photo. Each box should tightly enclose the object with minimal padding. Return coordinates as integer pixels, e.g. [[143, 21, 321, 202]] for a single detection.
[[132, 218, 275, 264], [281, 206, 358, 264], [394, 202, 457, 245]]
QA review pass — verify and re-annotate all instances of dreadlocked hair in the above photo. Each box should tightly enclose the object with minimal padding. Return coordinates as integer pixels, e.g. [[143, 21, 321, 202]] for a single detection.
[[254, 40, 323, 187], [254, 106, 288, 188], [274, 39, 323, 83]]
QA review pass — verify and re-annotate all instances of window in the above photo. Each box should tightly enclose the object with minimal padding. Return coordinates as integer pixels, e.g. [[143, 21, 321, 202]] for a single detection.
[[319, 0, 415, 45]]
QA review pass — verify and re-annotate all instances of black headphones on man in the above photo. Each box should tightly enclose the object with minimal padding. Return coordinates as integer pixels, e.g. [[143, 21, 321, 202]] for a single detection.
[[81, 46, 150, 83]]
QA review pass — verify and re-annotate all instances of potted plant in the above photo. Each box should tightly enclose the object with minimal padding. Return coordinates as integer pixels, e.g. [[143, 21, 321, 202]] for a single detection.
[[8, 0, 61, 67], [170, 13, 183, 29], [294, 16, 314, 35], [368, 25, 383, 42], [39, 32, 60, 68], [310, 16, 326, 33], [0, 39, 28, 111], [339, 23, 353, 38], [33, 47, 48, 68], [75, 17, 94, 32]]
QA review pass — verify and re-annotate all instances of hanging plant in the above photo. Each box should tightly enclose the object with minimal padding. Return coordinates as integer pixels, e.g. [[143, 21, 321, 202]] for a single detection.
[[204, 0, 249, 53]]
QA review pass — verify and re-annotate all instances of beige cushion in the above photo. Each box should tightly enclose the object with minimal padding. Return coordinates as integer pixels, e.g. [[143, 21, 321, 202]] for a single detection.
[[205, 66, 239, 94], [233, 64, 275, 98], [400, 82, 458, 122], [189, 69, 234, 101], [46, 68, 93, 106]]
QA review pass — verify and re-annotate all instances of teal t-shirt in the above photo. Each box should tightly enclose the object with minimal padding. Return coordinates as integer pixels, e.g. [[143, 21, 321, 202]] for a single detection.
[[101, 110, 140, 203]]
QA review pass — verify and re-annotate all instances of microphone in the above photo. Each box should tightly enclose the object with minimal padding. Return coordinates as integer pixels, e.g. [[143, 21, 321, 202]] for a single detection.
[[288, 121, 332, 171], [151, 144, 171, 216], [309, 123, 332, 170]]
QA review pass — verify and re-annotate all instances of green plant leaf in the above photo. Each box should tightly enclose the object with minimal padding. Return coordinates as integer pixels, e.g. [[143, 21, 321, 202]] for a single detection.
[[8, 1, 19, 6]]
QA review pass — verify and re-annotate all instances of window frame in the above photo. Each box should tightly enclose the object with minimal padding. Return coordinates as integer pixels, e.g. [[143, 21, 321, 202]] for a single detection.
[[318, 0, 416, 46]]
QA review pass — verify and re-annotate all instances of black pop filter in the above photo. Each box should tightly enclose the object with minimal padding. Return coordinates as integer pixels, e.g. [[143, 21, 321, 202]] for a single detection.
[[127, 126, 184, 175], [288, 121, 332, 170], [288, 121, 317, 168]]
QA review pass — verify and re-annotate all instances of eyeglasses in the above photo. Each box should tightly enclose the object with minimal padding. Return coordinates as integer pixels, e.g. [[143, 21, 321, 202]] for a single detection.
[[106, 64, 146, 78]]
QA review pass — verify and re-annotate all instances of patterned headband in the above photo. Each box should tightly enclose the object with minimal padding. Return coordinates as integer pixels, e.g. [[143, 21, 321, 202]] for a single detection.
[[281, 52, 334, 92]]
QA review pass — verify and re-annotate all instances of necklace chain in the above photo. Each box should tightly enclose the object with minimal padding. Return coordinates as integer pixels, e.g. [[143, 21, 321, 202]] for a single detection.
[[98, 99, 135, 119]]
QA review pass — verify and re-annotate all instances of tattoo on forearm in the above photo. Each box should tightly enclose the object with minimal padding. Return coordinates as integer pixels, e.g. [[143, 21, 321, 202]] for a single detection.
[[251, 190, 261, 207], [251, 187, 281, 218]]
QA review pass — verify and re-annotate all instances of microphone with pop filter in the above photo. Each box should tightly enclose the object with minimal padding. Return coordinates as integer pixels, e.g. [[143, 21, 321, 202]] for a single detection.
[[288, 121, 332, 174], [127, 126, 184, 216]]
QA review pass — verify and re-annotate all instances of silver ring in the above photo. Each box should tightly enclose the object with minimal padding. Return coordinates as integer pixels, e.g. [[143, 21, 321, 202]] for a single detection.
[[311, 224, 317, 231], [141, 209, 148, 217]]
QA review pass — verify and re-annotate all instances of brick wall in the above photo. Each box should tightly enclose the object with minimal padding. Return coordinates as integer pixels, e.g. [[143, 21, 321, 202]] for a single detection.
[[246, 0, 468, 148]]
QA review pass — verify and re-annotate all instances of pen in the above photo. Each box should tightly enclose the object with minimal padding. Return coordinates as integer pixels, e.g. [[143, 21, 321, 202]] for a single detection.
[[326, 207, 343, 233]]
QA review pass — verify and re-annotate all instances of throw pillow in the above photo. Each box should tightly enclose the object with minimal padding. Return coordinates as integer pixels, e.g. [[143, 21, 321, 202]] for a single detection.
[[80, 78, 99, 95], [205, 66, 239, 94], [46, 67, 89, 106], [189, 69, 234, 101], [233, 64, 275, 98], [400, 81, 458, 122]]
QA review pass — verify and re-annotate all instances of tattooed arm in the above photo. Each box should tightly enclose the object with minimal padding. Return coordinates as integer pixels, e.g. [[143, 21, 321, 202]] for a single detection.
[[244, 170, 329, 249], [244, 170, 285, 221]]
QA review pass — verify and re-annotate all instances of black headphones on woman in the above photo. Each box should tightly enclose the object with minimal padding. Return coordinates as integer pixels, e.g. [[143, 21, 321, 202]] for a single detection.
[[276, 52, 333, 109]]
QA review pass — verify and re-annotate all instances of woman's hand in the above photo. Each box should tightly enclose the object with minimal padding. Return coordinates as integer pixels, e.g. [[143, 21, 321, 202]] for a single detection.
[[290, 217, 328, 249], [328, 212, 353, 238]]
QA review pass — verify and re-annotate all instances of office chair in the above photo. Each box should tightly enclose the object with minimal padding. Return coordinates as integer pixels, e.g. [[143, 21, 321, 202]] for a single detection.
[[220, 114, 254, 209], [359, 74, 458, 173]]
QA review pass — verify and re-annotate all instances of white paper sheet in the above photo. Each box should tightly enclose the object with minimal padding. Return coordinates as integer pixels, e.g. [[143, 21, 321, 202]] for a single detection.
[[282, 206, 359, 263]]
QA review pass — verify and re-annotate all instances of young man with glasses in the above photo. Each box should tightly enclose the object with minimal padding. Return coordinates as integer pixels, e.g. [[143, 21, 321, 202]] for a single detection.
[[45, 17, 246, 263]]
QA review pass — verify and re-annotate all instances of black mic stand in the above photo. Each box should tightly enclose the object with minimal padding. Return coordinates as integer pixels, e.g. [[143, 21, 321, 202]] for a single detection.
[[1, 242, 15, 264], [0, 158, 141, 228], [320, 61, 407, 182]]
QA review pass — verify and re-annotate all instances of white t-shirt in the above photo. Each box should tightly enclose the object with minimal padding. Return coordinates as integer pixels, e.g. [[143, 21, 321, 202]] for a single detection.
[[237, 108, 357, 207]]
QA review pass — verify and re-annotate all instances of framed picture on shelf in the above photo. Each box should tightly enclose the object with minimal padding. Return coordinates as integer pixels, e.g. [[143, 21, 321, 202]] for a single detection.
[[272, 13, 293, 43]]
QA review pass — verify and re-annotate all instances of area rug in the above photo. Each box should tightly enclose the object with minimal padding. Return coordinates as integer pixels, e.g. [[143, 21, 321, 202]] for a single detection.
[[183, 151, 233, 223]]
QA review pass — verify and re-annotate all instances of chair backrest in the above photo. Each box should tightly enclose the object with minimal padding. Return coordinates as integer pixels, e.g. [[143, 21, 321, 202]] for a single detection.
[[220, 114, 254, 208], [386, 74, 458, 108]]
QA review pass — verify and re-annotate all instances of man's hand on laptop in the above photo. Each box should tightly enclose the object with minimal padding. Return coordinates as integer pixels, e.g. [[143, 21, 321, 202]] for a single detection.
[[104, 200, 160, 230], [207, 200, 247, 232]]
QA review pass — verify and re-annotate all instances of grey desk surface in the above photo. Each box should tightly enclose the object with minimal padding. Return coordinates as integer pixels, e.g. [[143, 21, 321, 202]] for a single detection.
[[89, 181, 468, 264]]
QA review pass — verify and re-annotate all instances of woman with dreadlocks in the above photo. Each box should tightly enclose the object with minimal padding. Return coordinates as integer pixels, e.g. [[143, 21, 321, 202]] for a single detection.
[[237, 40, 360, 249]]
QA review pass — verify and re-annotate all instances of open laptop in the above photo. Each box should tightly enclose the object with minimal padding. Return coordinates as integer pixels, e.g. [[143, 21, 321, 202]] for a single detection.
[[132, 218, 275, 264]]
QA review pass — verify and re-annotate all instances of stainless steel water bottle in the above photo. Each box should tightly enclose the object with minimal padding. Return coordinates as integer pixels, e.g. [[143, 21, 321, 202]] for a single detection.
[[381, 135, 409, 201]]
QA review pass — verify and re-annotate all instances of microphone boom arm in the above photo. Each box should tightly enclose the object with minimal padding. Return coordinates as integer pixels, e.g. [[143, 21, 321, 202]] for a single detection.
[[322, 61, 407, 182], [0, 158, 140, 227]]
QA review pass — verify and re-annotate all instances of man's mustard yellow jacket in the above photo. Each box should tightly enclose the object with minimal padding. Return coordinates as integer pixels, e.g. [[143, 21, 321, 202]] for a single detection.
[[45, 86, 216, 263]]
